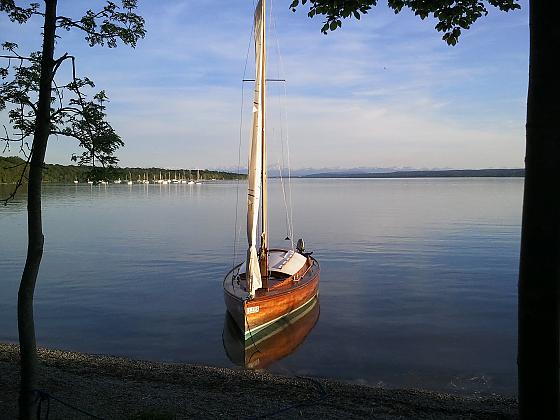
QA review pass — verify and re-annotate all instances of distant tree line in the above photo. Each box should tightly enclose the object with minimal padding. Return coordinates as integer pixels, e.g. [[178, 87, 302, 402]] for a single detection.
[[0, 156, 244, 183]]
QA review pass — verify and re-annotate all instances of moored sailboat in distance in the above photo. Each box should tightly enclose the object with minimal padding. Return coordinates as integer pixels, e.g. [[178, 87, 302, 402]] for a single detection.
[[223, 0, 320, 341]]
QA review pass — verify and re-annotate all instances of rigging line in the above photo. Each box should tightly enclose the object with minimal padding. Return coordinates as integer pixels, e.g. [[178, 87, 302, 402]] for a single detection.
[[276, 77, 291, 243], [272, 3, 294, 244], [270, 0, 295, 248], [233, 82, 243, 271], [233, 4, 257, 270], [269, 0, 281, 81], [243, 79, 286, 82], [279, 83, 295, 245], [269, 54, 291, 242], [277, 158, 291, 240], [283, 82, 295, 247]]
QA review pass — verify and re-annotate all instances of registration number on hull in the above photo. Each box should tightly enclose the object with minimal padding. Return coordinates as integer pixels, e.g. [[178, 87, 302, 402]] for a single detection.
[[246, 306, 260, 314]]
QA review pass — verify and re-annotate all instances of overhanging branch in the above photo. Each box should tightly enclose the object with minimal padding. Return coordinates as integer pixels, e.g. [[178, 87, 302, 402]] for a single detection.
[[1, 149, 32, 206], [0, 54, 35, 62]]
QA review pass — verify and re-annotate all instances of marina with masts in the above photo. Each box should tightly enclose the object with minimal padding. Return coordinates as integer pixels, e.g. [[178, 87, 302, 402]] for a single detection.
[[69, 168, 241, 185]]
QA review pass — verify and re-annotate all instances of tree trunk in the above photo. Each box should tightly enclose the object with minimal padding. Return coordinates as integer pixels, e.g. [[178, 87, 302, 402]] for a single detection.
[[18, 1, 57, 419], [518, 1, 560, 418]]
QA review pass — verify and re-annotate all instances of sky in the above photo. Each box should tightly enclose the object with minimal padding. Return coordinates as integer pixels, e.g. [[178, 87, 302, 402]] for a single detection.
[[0, 1, 529, 171]]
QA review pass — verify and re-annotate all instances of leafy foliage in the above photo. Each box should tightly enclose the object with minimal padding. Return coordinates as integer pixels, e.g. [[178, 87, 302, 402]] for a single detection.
[[290, 0, 521, 45], [0, 0, 38, 24], [57, 0, 146, 48], [63, 88, 125, 168], [0, 156, 245, 183], [1, 0, 146, 194], [1, 47, 124, 170]]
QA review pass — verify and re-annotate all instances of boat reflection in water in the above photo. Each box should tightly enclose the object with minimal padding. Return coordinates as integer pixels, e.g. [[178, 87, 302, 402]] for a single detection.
[[222, 297, 320, 369]]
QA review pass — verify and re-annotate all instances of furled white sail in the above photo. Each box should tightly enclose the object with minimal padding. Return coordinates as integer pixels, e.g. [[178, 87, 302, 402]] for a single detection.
[[246, 0, 266, 297]]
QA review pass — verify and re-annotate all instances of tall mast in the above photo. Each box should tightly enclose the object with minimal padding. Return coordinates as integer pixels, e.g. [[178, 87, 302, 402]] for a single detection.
[[246, 0, 266, 296], [260, 0, 268, 282]]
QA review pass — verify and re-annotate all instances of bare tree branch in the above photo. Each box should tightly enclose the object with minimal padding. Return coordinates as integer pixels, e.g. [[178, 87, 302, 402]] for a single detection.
[[51, 52, 73, 78], [1, 149, 31, 205], [0, 54, 35, 61], [50, 106, 82, 119]]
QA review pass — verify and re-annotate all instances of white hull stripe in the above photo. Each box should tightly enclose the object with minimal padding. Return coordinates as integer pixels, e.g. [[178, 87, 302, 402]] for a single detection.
[[244, 297, 317, 347], [244, 293, 317, 340]]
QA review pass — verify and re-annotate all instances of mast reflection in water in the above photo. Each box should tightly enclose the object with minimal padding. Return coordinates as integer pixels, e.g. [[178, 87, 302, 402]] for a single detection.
[[222, 297, 320, 369]]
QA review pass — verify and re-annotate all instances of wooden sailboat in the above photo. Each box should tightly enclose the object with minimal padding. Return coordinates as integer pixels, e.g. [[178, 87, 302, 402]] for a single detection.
[[223, 0, 320, 341]]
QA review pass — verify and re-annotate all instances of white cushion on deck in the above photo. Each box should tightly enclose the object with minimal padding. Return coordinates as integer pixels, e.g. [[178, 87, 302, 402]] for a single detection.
[[239, 249, 306, 276]]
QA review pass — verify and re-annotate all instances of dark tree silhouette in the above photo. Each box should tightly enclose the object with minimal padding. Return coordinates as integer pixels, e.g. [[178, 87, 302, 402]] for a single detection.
[[0, 1, 145, 418], [290, 0, 558, 417]]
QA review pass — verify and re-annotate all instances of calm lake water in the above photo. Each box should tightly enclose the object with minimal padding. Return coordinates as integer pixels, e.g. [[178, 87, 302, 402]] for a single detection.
[[0, 178, 521, 395]]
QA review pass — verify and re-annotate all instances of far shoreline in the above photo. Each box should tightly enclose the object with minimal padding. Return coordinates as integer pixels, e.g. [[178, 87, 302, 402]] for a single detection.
[[0, 170, 526, 186]]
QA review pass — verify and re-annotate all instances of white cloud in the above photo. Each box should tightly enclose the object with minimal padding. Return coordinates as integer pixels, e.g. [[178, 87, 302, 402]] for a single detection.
[[3, 0, 528, 170], [59, 82, 523, 171]]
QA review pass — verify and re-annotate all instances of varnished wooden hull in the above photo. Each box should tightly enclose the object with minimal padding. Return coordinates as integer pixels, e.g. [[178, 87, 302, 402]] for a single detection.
[[223, 296, 320, 368], [223, 252, 320, 340]]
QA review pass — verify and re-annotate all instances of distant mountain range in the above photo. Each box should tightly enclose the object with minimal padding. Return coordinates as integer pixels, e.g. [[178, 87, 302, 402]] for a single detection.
[[300, 168, 525, 178], [217, 166, 416, 177], [215, 166, 524, 178]]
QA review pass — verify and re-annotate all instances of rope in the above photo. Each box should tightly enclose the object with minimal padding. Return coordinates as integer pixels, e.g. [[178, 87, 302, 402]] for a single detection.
[[244, 376, 328, 419], [244, 307, 264, 363], [29, 372, 326, 420], [33, 389, 105, 420], [242, 301, 328, 418]]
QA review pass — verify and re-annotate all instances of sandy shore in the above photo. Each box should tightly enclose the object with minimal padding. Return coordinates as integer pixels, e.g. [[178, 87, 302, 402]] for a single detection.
[[0, 343, 517, 419]]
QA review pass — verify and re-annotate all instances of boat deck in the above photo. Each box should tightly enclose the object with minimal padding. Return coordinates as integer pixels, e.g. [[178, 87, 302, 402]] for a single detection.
[[224, 254, 319, 301]]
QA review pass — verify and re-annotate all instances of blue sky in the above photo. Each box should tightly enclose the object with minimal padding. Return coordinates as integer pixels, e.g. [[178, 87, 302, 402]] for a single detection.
[[1, 0, 528, 170]]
